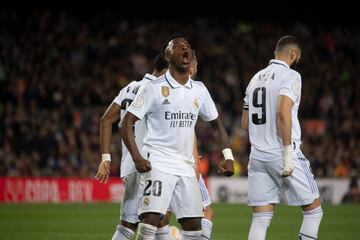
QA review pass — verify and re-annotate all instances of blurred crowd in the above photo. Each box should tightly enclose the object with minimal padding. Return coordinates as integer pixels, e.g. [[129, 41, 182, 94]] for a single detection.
[[0, 10, 359, 178]]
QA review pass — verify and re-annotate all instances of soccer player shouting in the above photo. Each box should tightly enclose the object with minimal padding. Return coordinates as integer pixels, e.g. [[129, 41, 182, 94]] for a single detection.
[[120, 35, 234, 240]]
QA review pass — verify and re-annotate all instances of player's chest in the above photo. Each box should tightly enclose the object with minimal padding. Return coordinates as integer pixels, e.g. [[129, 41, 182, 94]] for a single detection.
[[154, 86, 201, 113]]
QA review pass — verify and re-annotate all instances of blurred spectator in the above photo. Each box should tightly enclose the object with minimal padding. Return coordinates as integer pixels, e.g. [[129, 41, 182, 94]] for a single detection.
[[342, 178, 360, 203], [0, 10, 359, 178]]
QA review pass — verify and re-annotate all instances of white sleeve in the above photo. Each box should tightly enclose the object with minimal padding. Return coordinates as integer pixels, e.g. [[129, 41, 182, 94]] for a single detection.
[[113, 87, 127, 106], [279, 72, 302, 103], [243, 86, 249, 111], [199, 87, 218, 122], [126, 82, 155, 120]]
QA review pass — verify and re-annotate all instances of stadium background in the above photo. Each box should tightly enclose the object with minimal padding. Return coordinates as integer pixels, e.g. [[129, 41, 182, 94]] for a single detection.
[[0, 8, 359, 239]]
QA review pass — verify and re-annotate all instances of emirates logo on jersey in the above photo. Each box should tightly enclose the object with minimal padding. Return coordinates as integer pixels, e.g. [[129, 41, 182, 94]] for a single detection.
[[161, 86, 170, 97], [165, 111, 196, 128]]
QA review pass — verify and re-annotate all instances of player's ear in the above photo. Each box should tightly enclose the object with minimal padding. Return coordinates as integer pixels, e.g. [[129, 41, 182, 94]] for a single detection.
[[290, 50, 297, 63]]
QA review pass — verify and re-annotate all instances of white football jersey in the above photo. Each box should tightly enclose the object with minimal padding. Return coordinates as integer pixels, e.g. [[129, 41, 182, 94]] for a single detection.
[[127, 70, 218, 177], [113, 73, 156, 177], [244, 59, 302, 161]]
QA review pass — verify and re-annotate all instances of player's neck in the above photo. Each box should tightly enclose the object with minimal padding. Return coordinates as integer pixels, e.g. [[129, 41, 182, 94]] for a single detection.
[[169, 67, 189, 85], [275, 55, 291, 67]]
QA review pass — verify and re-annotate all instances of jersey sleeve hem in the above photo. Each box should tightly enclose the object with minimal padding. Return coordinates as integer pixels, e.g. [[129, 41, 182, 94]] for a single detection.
[[279, 89, 296, 103], [127, 108, 144, 120], [201, 112, 218, 122], [113, 99, 121, 105]]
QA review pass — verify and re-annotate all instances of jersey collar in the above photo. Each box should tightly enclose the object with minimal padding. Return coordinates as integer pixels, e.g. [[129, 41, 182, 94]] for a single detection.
[[143, 73, 157, 81], [165, 70, 193, 89], [269, 59, 289, 68]]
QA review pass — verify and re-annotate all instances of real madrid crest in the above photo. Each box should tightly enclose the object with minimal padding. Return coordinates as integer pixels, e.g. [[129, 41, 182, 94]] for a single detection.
[[161, 86, 170, 97], [194, 97, 199, 109]]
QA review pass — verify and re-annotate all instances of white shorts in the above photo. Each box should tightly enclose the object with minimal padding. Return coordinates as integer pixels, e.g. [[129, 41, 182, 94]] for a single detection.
[[248, 151, 319, 206], [199, 175, 212, 207], [120, 172, 141, 224], [138, 168, 204, 220]]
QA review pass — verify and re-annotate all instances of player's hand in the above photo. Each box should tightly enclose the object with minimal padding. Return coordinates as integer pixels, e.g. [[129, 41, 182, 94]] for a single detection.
[[95, 160, 111, 183], [281, 159, 294, 177], [134, 157, 152, 173], [281, 145, 294, 177], [218, 159, 234, 177]]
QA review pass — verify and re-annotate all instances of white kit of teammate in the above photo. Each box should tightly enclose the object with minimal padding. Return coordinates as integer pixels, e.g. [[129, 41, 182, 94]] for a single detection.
[[95, 53, 170, 240], [244, 59, 319, 206], [113, 74, 157, 224], [243, 36, 323, 240]]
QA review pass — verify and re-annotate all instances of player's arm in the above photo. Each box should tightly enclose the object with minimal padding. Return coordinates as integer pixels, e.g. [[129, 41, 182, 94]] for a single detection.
[[119, 84, 154, 173], [193, 134, 200, 179], [210, 118, 229, 150], [100, 103, 121, 154], [95, 102, 121, 183], [278, 95, 294, 177], [210, 118, 234, 176], [278, 72, 301, 177], [241, 110, 249, 130], [120, 112, 151, 172], [242, 87, 250, 130], [119, 112, 141, 161], [278, 95, 293, 146], [199, 85, 234, 177]]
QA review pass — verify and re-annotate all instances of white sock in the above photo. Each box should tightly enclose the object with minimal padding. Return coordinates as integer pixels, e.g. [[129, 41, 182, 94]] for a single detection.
[[136, 223, 157, 240], [155, 225, 170, 240], [112, 225, 134, 240], [248, 211, 273, 240], [299, 206, 323, 240], [201, 218, 213, 239], [182, 230, 202, 240]]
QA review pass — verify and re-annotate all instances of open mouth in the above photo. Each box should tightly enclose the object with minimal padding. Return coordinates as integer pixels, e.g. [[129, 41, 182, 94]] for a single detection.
[[182, 51, 190, 64]]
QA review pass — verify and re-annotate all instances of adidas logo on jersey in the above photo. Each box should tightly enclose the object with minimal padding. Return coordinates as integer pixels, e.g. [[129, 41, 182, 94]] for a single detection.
[[162, 99, 170, 105]]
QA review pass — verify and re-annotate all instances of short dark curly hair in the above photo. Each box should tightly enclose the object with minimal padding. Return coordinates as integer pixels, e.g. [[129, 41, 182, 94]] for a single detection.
[[162, 33, 189, 56], [153, 53, 168, 72]]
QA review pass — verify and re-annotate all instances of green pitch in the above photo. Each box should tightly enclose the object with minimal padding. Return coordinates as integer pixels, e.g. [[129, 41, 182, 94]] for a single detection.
[[0, 203, 359, 239]]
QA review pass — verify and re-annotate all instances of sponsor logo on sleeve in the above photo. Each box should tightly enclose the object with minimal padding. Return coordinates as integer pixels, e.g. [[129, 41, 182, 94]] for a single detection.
[[291, 82, 301, 96], [133, 95, 144, 107]]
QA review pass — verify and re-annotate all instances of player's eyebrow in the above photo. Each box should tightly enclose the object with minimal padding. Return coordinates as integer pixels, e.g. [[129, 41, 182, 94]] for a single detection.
[[172, 39, 190, 48]]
